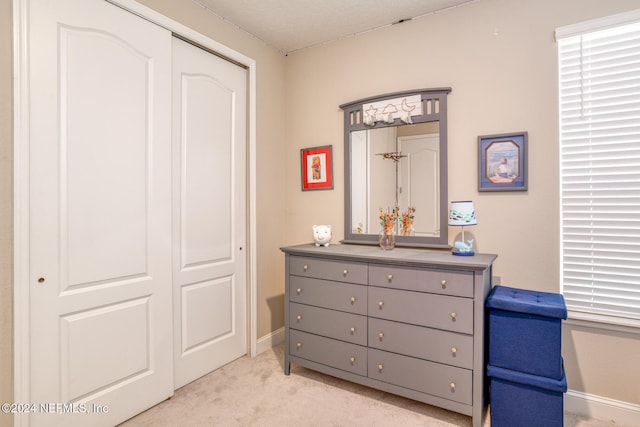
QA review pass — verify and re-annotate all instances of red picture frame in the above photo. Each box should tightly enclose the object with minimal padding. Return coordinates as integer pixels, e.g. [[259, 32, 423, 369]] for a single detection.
[[301, 145, 333, 191]]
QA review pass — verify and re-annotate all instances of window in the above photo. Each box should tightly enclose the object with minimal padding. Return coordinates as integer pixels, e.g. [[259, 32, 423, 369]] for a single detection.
[[557, 10, 640, 325]]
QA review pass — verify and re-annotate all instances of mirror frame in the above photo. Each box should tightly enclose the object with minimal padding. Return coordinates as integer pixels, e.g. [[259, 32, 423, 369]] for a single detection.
[[340, 88, 451, 248]]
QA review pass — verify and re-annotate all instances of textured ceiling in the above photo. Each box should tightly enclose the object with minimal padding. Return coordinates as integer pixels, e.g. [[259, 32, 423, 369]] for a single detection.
[[192, 0, 478, 54]]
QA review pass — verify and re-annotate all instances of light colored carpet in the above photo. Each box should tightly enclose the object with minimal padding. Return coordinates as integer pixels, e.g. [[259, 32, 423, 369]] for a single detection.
[[120, 345, 621, 427]]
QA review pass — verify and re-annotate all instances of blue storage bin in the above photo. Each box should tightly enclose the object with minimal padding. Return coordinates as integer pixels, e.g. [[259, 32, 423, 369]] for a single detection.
[[488, 364, 567, 427], [487, 285, 567, 379]]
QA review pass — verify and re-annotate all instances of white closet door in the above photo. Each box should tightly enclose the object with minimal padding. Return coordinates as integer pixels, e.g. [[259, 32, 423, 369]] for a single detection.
[[172, 37, 247, 389], [27, 0, 173, 425]]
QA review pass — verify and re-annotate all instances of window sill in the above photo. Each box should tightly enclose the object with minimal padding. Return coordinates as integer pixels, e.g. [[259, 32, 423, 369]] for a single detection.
[[566, 311, 640, 335]]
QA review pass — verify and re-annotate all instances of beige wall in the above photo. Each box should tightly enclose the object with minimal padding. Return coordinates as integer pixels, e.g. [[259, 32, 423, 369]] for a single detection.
[[283, 0, 640, 406], [1, 0, 639, 425]]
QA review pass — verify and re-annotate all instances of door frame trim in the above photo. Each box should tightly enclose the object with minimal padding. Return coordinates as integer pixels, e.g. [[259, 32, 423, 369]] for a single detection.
[[12, 1, 258, 423]]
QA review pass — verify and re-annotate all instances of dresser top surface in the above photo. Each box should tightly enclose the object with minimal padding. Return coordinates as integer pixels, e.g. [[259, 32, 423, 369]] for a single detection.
[[281, 243, 497, 271]]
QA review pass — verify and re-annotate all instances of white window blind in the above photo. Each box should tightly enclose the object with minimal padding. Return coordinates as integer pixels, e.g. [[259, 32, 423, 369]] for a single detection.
[[558, 12, 640, 323]]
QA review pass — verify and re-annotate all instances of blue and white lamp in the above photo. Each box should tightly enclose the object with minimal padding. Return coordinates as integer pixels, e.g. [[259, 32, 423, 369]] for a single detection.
[[449, 200, 477, 256]]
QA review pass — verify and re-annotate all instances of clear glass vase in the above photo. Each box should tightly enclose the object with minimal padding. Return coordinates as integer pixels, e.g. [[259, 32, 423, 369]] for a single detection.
[[402, 223, 415, 236], [379, 228, 395, 250]]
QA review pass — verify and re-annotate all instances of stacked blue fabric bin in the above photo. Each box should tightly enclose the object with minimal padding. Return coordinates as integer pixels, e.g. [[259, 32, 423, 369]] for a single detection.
[[486, 285, 568, 427]]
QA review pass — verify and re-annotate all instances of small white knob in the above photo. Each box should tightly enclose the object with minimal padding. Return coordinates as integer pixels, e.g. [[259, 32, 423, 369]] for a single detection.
[[450, 312, 457, 320], [343, 269, 349, 276], [378, 364, 384, 372], [296, 315, 301, 321], [378, 332, 384, 340], [296, 288, 302, 295], [378, 301, 384, 309], [451, 347, 457, 355], [387, 274, 393, 282], [296, 342, 302, 349], [441, 279, 447, 288], [350, 296, 356, 304], [350, 327, 356, 334], [450, 382, 456, 391], [303, 265, 308, 271], [350, 357, 356, 364]]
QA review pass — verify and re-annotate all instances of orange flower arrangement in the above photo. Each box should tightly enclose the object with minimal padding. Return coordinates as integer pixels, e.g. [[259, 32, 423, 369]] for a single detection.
[[401, 207, 416, 236], [379, 206, 399, 235]]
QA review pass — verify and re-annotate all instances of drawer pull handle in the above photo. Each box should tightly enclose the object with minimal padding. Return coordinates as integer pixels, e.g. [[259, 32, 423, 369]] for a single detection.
[[387, 274, 393, 281], [350, 327, 356, 334], [378, 364, 384, 372], [296, 342, 302, 349], [350, 296, 356, 304], [441, 279, 447, 288], [450, 312, 457, 320], [296, 288, 302, 295], [296, 315, 302, 322], [378, 301, 384, 309], [450, 382, 456, 391], [350, 357, 356, 364], [303, 265, 308, 271], [451, 347, 457, 355], [378, 332, 384, 340], [343, 269, 349, 276]]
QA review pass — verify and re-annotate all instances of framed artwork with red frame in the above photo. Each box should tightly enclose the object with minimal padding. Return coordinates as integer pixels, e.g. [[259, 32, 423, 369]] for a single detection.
[[301, 145, 333, 191]]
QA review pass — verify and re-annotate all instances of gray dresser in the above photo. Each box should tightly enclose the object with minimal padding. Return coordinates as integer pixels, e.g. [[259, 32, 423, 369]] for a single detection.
[[281, 244, 497, 427]]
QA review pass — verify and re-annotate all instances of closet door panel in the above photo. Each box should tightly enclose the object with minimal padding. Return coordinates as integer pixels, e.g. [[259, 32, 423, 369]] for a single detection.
[[180, 73, 233, 267], [64, 27, 149, 286]]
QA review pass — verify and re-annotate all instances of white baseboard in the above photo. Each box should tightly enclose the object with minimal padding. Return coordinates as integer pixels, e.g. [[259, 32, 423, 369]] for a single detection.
[[254, 327, 284, 355], [566, 389, 640, 426]]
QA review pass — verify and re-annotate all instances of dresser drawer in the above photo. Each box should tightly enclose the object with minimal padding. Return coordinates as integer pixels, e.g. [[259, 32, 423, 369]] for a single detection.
[[368, 318, 473, 369], [368, 287, 473, 334], [369, 265, 473, 297], [368, 349, 472, 405], [290, 276, 367, 315], [290, 303, 367, 345], [290, 256, 368, 284], [290, 330, 367, 376]]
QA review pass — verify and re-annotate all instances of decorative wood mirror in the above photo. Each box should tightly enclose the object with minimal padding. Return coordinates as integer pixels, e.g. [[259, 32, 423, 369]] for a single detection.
[[340, 88, 451, 248]]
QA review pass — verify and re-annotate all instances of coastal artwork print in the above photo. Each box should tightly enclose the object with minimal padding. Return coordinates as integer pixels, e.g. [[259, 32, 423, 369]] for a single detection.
[[478, 132, 528, 192]]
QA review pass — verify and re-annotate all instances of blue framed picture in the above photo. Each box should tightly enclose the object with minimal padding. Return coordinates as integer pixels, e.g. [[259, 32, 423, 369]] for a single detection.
[[478, 132, 528, 192]]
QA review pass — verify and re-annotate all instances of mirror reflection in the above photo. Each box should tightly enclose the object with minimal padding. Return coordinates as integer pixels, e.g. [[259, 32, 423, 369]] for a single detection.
[[350, 122, 440, 237], [340, 88, 450, 248]]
